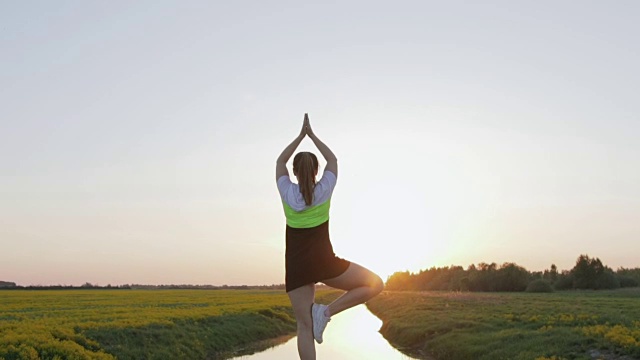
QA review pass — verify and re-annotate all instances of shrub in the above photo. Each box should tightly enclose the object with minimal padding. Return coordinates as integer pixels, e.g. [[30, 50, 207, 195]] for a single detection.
[[572, 255, 605, 289], [616, 267, 640, 286], [495, 263, 530, 291], [554, 272, 574, 290], [594, 270, 620, 290], [618, 276, 639, 288], [526, 279, 554, 293]]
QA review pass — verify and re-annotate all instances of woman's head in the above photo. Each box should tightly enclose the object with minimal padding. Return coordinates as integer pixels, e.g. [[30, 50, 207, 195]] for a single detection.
[[293, 152, 319, 206]]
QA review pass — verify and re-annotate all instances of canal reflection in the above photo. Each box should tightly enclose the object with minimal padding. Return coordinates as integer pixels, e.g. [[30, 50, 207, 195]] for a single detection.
[[231, 304, 419, 359]]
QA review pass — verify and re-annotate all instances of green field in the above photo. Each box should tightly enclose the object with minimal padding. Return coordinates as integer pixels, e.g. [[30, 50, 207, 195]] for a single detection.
[[366, 288, 640, 360], [0, 289, 340, 360], [3, 289, 639, 360]]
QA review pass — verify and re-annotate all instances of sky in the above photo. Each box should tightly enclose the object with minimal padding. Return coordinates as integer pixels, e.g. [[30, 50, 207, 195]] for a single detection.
[[1, 1, 639, 286]]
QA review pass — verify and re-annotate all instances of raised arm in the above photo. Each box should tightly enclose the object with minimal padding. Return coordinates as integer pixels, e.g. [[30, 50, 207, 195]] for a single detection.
[[305, 114, 338, 177], [276, 116, 307, 180]]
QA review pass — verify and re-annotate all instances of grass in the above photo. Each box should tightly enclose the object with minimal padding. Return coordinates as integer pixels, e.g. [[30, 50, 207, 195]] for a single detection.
[[366, 288, 640, 360], [0, 289, 341, 360], [4, 288, 638, 359]]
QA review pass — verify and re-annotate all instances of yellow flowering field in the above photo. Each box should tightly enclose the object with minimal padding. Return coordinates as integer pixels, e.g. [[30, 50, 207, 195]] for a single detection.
[[0, 289, 340, 360], [366, 288, 640, 360]]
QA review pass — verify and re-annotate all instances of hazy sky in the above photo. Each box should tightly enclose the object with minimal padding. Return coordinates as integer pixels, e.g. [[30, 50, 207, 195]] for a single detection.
[[2, 1, 639, 286]]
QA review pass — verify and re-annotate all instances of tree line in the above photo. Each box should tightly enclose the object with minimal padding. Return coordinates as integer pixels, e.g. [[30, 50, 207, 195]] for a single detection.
[[385, 254, 640, 292], [0, 282, 286, 290]]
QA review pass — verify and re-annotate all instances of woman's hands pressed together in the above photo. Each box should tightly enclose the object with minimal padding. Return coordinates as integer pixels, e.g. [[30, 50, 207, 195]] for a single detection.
[[277, 113, 337, 179], [301, 113, 315, 139]]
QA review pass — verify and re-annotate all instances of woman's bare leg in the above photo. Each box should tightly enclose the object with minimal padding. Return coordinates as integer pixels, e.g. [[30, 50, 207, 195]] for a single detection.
[[287, 284, 316, 359], [322, 262, 384, 317]]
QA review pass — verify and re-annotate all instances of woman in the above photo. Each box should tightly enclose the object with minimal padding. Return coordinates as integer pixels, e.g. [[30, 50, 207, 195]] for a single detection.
[[276, 113, 384, 359]]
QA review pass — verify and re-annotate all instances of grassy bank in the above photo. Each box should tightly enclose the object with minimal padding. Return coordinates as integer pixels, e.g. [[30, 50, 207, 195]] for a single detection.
[[0, 289, 341, 359], [366, 288, 640, 360]]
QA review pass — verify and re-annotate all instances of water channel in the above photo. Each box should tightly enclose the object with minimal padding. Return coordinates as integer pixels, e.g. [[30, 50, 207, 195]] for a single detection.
[[231, 304, 419, 359]]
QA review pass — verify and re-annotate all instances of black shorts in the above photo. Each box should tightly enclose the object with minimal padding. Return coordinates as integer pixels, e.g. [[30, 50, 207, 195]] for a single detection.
[[285, 221, 350, 292]]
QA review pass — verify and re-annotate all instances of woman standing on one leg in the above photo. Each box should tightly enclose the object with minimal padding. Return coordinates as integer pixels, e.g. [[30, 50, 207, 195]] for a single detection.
[[276, 113, 384, 360]]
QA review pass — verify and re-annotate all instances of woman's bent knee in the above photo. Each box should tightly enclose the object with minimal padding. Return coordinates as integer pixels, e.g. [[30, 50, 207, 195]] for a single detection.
[[371, 274, 384, 295]]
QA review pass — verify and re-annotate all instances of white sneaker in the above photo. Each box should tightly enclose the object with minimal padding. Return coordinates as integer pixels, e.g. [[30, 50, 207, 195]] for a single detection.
[[311, 303, 331, 344]]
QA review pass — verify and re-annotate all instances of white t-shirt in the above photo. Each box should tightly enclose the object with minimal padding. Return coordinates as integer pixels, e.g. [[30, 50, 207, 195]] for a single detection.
[[277, 170, 337, 211]]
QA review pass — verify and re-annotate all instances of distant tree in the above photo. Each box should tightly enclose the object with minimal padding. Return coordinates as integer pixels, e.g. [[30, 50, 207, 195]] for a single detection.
[[468, 262, 498, 291], [526, 279, 554, 293], [571, 255, 619, 290], [554, 270, 574, 290], [616, 267, 640, 287], [595, 269, 620, 289], [467, 264, 477, 272], [495, 263, 529, 291], [550, 264, 558, 279], [572, 255, 604, 289], [447, 266, 467, 291], [530, 271, 543, 281], [0, 281, 17, 288], [618, 276, 639, 288], [385, 271, 414, 291], [543, 264, 558, 283]]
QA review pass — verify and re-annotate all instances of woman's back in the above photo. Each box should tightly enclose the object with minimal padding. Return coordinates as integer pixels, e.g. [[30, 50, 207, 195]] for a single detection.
[[277, 170, 337, 229]]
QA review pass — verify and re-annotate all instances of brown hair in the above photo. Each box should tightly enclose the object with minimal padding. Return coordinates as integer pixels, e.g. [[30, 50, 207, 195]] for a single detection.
[[293, 152, 319, 206]]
